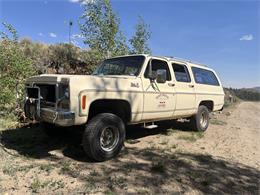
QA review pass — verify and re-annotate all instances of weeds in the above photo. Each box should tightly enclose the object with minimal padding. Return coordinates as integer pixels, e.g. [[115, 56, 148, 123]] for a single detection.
[[151, 161, 166, 173], [30, 177, 42, 193], [125, 139, 139, 144], [30, 177, 65, 193], [177, 132, 204, 142], [159, 138, 169, 145], [39, 163, 54, 174], [107, 175, 127, 190], [60, 161, 72, 173], [0, 113, 18, 129], [210, 119, 227, 125], [49, 180, 65, 190], [166, 128, 178, 135], [2, 164, 16, 176], [84, 176, 98, 193], [89, 169, 100, 177]]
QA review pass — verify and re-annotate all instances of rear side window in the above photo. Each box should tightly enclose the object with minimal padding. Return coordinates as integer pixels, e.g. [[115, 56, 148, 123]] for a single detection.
[[172, 63, 191, 82], [192, 67, 220, 86], [144, 59, 171, 81]]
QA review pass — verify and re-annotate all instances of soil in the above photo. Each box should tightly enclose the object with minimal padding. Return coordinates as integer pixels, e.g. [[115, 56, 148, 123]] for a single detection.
[[0, 101, 259, 194]]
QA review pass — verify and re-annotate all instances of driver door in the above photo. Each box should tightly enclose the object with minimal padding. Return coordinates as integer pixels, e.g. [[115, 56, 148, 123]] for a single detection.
[[141, 58, 176, 121]]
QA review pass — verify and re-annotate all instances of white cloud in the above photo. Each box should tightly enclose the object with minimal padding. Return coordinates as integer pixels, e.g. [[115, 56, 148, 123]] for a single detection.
[[49, 33, 57, 38], [239, 34, 253, 41], [38, 33, 43, 36], [72, 34, 84, 39], [68, 0, 95, 4]]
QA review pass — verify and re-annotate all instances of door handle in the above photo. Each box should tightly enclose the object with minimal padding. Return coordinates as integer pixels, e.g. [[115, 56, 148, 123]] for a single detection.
[[188, 84, 194, 88], [168, 83, 175, 87]]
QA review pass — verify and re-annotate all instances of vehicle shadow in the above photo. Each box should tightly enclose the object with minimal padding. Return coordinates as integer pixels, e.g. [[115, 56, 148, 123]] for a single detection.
[[0, 123, 259, 193], [0, 120, 188, 161]]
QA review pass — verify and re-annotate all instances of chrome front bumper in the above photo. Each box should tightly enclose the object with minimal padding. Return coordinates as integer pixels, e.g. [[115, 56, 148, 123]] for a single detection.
[[40, 108, 75, 126]]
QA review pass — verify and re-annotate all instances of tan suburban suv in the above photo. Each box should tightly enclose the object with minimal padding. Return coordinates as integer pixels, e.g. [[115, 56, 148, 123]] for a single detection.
[[24, 54, 224, 161]]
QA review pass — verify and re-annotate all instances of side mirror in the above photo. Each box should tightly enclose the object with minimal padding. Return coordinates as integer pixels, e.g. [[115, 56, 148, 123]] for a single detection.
[[156, 69, 167, 83]]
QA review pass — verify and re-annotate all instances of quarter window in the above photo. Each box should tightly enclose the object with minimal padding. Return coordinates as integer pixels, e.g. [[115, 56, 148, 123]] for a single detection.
[[192, 67, 220, 86], [172, 63, 191, 82], [144, 59, 171, 81]]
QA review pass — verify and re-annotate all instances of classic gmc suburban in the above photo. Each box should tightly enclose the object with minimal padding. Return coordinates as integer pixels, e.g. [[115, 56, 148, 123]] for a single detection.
[[24, 54, 224, 161]]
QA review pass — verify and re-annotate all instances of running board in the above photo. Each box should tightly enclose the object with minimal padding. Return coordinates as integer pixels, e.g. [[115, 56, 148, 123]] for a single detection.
[[143, 122, 158, 129]]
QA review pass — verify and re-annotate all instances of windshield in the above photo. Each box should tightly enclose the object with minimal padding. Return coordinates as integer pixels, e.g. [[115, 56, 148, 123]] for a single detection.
[[92, 56, 145, 76]]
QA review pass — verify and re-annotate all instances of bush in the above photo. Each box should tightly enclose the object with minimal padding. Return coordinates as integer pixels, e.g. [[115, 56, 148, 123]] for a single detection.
[[0, 23, 35, 116]]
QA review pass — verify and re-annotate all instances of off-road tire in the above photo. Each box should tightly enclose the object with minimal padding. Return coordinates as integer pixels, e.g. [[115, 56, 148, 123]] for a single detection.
[[82, 113, 125, 162], [190, 105, 210, 131]]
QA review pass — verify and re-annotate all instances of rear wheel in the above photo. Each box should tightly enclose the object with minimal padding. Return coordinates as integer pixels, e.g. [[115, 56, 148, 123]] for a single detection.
[[82, 113, 125, 161], [190, 105, 210, 131]]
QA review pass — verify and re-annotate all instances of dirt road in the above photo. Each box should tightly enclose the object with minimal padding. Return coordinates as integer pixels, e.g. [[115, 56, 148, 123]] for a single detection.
[[0, 102, 259, 194], [194, 101, 260, 169]]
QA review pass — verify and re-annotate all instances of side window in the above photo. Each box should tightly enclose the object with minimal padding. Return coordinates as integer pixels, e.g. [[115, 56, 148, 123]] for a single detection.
[[192, 67, 220, 86], [172, 63, 191, 82], [144, 59, 171, 81]]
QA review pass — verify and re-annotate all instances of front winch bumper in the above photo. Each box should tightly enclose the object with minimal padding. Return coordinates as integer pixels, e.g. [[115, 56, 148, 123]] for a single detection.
[[40, 108, 75, 126]]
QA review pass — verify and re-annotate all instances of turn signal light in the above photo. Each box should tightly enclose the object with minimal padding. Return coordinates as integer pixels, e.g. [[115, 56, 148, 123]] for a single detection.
[[82, 95, 86, 110]]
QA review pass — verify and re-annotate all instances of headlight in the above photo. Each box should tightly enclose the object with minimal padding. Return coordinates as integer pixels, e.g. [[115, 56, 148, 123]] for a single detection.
[[64, 88, 69, 99], [58, 84, 70, 110]]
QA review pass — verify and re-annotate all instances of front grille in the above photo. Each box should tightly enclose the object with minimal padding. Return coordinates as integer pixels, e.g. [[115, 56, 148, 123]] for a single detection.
[[35, 84, 56, 108]]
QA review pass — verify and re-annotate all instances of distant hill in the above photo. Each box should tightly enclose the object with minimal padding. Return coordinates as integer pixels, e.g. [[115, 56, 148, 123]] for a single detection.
[[225, 87, 260, 101], [252, 87, 260, 92]]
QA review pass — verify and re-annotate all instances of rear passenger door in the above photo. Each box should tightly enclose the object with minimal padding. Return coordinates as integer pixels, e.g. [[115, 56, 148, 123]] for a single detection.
[[171, 62, 196, 116]]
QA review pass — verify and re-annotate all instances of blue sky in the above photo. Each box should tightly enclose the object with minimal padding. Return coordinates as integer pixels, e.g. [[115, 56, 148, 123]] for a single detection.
[[0, 0, 259, 88]]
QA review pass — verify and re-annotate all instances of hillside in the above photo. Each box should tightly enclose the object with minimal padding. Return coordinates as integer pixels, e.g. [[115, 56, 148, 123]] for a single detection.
[[224, 87, 260, 101]]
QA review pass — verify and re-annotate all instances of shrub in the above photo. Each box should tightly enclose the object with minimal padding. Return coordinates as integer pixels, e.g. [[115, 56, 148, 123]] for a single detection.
[[0, 23, 35, 116]]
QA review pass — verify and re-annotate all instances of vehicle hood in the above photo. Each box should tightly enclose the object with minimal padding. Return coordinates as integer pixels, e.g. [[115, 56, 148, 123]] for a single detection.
[[26, 74, 141, 92]]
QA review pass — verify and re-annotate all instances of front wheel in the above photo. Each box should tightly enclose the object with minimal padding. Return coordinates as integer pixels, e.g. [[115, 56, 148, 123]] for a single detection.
[[190, 105, 210, 131], [82, 113, 125, 161]]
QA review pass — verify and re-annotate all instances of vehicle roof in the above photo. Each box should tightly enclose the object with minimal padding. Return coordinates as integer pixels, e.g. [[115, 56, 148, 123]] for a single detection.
[[107, 54, 210, 69]]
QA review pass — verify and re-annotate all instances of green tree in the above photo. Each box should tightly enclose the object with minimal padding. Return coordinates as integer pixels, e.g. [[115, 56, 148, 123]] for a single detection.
[[114, 31, 129, 56], [0, 23, 35, 114], [80, 0, 118, 57], [79, 0, 129, 58], [129, 16, 151, 54]]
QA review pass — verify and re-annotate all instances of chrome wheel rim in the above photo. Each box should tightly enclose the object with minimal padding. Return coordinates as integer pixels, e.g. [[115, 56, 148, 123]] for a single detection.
[[100, 126, 119, 152], [200, 111, 208, 128]]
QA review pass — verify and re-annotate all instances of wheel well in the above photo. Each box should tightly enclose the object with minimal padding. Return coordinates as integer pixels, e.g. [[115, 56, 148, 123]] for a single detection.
[[88, 99, 131, 123], [199, 100, 214, 111]]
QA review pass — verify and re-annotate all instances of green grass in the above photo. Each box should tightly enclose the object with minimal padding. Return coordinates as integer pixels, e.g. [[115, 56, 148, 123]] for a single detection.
[[30, 177, 65, 193], [30, 177, 42, 193], [2, 164, 16, 176], [60, 161, 72, 173], [39, 163, 54, 174], [0, 113, 18, 130], [150, 161, 166, 173], [177, 132, 204, 142], [125, 139, 139, 144], [166, 128, 179, 135], [159, 138, 169, 145], [210, 119, 227, 125], [107, 175, 127, 190]]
